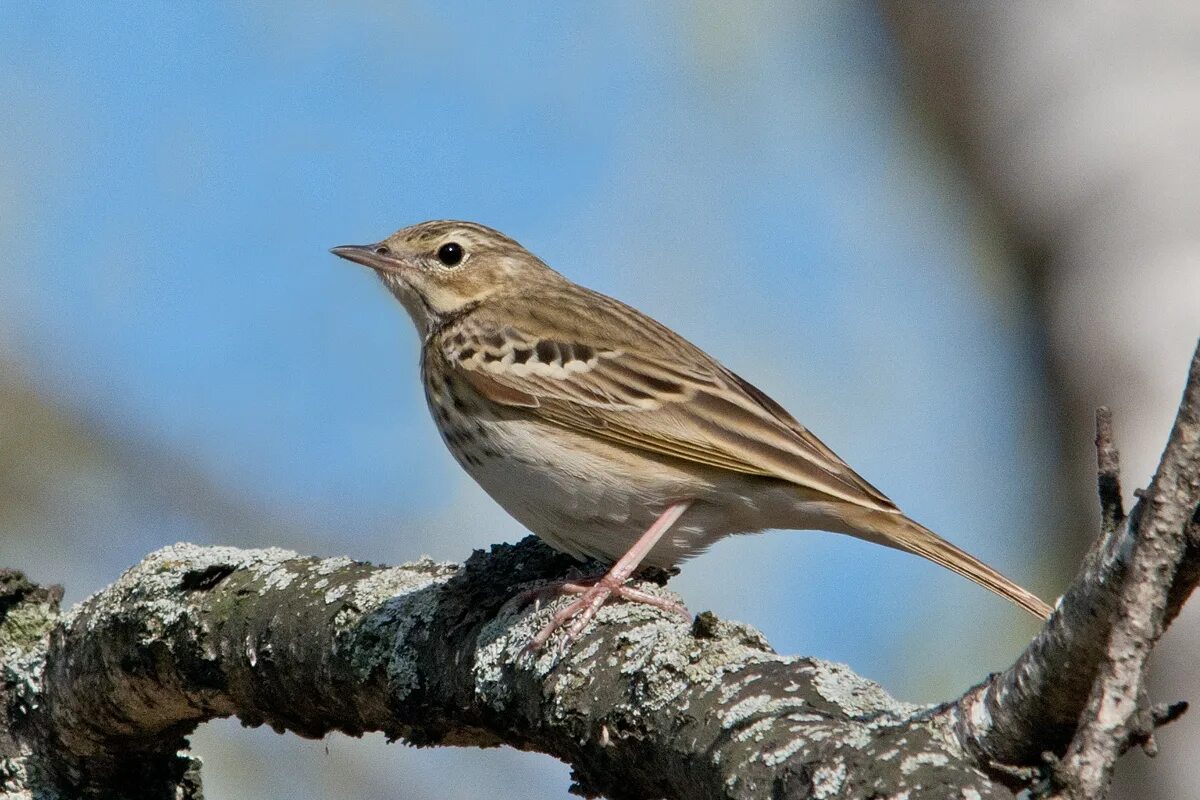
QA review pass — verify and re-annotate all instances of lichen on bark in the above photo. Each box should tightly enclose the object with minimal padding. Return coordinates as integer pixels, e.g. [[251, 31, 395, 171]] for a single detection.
[[1, 342, 1198, 799]]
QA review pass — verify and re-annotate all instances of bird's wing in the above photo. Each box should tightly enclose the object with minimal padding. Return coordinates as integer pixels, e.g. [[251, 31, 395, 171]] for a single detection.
[[436, 291, 897, 512]]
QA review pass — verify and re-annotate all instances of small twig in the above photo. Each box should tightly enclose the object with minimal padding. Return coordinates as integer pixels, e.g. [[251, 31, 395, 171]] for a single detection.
[[949, 341, 1200, 792], [1152, 701, 1190, 730], [1050, 340, 1200, 799], [1094, 407, 1124, 535]]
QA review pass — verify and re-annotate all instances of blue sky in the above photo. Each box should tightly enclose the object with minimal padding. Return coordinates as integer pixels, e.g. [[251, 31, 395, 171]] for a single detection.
[[0, 4, 1059, 798]]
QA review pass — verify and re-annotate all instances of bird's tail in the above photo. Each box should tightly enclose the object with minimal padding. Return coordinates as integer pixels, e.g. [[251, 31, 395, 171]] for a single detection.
[[840, 507, 1053, 619]]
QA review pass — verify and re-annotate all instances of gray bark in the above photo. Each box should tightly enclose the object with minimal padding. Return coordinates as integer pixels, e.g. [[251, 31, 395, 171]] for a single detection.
[[2, 344, 1199, 799]]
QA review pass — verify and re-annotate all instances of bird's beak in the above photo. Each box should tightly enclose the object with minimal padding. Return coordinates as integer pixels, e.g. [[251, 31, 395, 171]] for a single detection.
[[329, 244, 405, 275]]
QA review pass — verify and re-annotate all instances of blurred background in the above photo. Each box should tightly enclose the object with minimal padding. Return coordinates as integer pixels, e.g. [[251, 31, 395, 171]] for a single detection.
[[2, 3, 1196, 798]]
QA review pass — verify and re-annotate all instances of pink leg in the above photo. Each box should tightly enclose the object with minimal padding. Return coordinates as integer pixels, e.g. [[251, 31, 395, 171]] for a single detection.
[[509, 574, 604, 611], [528, 501, 692, 651]]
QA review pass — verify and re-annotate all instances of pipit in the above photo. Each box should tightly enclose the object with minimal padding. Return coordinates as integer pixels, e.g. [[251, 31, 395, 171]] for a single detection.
[[332, 221, 1052, 648]]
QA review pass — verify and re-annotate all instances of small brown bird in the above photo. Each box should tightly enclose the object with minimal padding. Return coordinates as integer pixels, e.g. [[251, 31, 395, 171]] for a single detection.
[[332, 221, 1052, 647]]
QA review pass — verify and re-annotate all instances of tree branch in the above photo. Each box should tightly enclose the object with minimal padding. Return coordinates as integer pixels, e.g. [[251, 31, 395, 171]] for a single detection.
[[2, 341, 1199, 800], [944, 342, 1200, 794]]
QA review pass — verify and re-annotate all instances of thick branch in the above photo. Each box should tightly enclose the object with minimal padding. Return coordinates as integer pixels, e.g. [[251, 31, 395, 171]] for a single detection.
[[1, 341, 1198, 800], [5, 541, 1010, 800]]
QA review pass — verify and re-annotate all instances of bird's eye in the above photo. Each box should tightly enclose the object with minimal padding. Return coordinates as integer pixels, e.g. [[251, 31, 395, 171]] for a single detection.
[[436, 242, 464, 266], [374, 245, 390, 255]]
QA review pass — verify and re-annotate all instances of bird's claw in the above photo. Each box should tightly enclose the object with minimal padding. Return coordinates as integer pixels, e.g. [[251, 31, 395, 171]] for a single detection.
[[525, 578, 690, 652]]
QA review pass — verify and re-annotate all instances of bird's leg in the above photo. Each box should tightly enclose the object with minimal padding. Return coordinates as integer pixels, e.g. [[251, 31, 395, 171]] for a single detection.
[[528, 501, 692, 651]]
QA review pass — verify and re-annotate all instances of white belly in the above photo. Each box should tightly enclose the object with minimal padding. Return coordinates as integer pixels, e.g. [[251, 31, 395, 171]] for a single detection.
[[440, 412, 772, 569]]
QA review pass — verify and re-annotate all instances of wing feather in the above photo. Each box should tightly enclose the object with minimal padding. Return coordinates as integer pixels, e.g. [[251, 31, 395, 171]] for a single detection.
[[437, 292, 897, 512]]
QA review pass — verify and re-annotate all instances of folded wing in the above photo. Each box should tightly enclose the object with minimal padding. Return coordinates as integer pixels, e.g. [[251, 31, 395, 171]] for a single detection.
[[436, 291, 898, 513]]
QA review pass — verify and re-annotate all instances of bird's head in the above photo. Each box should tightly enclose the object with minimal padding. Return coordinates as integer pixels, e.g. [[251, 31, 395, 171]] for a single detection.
[[331, 220, 562, 334]]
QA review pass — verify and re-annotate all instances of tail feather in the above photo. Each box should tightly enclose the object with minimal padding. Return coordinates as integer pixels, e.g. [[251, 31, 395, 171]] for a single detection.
[[846, 509, 1052, 619]]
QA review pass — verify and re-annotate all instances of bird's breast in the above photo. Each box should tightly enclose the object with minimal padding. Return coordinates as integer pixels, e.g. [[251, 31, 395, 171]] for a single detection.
[[420, 362, 767, 567]]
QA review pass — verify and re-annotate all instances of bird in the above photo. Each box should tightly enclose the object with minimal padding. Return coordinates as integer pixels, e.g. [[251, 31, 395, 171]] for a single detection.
[[331, 220, 1053, 648]]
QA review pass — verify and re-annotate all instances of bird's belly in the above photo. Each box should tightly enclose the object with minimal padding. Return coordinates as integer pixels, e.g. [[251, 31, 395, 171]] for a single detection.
[[438, 413, 761, 568]]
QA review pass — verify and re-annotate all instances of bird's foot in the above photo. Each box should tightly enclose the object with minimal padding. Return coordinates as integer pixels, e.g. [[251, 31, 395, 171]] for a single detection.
[[509, 572, 603, 611], [523, 501, 694, 652], [526, 575, 689, 652]]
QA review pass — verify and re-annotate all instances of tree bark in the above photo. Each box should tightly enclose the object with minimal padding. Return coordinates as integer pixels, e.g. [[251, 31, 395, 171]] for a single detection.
[[2, 342, 1199, 800]]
